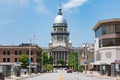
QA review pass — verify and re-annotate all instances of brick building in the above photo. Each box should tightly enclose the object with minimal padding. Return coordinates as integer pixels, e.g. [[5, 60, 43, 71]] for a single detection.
[[0, 43, 41, 73]]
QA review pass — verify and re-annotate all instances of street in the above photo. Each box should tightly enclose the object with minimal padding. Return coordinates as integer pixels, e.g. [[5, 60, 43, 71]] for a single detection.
[[20, 70, 116, 80]]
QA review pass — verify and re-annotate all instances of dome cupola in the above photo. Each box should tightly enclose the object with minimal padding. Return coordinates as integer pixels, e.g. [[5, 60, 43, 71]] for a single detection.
[[53, 5, 67, 26]]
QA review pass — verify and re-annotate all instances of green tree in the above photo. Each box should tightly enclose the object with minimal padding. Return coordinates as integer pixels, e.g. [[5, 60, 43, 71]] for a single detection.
[[39, 48, 53, 72], [42, 52, 49, 65], [68, 51, 78, 70], [43, 64, 53, 72], [57, 59, 66, 66], [19, 54, 29, 68], [48, 56, 53, 64], [78, 65, 85, 73], [40, 51, 53, 65]]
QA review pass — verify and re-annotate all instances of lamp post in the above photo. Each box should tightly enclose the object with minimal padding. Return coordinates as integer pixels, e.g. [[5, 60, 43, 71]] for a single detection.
[[28, 39, 31, 75], [85, 44, 87, 74], [28, 35, 38, 75], [73, 53, 75, 70], [83, 43, 90, 74], [41, 52, 43, 72]]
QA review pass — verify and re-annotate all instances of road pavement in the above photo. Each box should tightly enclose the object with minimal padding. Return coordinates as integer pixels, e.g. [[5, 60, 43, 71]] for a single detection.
[[20, 70, 116, 80]]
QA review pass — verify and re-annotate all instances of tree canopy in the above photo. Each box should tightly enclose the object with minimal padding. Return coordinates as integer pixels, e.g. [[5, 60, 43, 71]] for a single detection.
[[57, 59, 66, 66], [68, 51, 78, 70], [19, 54, 29, 68]]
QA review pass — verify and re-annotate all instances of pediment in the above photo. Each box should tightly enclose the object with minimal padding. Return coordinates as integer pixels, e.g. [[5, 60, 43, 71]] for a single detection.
[[49, 46, 72, 51]]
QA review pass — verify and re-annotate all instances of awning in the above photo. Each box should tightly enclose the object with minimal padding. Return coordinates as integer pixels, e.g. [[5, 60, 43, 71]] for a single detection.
[[90, 61, 110, 65]]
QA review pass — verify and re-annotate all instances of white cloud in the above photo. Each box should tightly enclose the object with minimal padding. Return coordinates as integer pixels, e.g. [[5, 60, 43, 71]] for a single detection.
[[0, 19, 14, 25], [0, 0, 29, 6], [34, 0, 50, 14], [0, 0, 49, 14], [63, 0, 88, 11]]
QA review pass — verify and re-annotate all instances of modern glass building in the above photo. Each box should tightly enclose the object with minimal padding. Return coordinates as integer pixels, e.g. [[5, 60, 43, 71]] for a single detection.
[[93, 18, 120, 76]]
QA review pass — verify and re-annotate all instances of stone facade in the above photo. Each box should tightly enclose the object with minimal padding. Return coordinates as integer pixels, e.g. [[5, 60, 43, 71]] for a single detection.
[[47, 6, 73, 66]]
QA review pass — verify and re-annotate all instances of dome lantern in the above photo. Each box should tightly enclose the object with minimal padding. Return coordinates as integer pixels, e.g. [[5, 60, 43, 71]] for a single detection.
[[54, 5, 67, 24], [58, 4, 62, 15]]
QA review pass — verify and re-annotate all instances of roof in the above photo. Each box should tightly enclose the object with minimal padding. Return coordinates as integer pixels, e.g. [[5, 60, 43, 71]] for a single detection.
[[54, 15, 67, 24], [93, 18, 120, 31]]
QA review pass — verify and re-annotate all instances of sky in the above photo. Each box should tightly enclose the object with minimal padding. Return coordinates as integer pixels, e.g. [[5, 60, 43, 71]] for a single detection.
[[0, 0, 120, 47]]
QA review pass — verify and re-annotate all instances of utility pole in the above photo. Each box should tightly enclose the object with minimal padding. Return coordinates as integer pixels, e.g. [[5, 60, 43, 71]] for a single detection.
[[41, 52, 43, 71], [83, 43, 89, 74], [28, 35, 38, 75], [84, 43, 87, 74], [29, 39, 32, 75], [74, 53, 75, 70]]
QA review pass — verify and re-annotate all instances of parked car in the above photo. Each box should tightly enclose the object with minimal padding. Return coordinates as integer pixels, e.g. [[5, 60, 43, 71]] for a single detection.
[[67, 69, 72, 73]]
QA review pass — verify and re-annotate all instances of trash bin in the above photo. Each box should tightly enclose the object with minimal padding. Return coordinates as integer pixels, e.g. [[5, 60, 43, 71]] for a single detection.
[[107, 70, 111, 76], [0, 73, 5, 80], [17, 71, 20, 77]]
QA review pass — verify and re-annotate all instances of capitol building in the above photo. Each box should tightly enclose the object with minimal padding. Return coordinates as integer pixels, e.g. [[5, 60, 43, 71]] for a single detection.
[[45, 6, 73, 66], [42, 6, 94, 68]]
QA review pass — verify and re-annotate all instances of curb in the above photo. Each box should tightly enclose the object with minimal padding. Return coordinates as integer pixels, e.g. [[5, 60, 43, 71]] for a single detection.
[[83, 73, 116, 79], [16, 73, 42, 80]]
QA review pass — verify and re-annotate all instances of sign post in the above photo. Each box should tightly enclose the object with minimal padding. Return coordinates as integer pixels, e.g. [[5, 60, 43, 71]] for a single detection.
[[84, 61, 87, 74]]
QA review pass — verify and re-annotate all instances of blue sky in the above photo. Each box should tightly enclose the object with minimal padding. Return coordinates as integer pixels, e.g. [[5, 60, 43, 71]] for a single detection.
[[0, 0, 120, 47]]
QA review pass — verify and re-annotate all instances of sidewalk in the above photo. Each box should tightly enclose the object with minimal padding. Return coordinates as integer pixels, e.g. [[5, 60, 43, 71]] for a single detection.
[[83, 71, 117, 79], [115, 76, 120, 80], [5, 73, 41, 80]]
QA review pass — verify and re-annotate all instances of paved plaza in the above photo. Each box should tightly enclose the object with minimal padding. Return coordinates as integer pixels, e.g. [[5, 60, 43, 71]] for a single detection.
[[15, 70, 117, 80]]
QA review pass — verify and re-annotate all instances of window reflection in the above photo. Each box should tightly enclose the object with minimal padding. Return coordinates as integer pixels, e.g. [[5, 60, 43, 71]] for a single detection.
[[100, 38, 120, 47], [95, 23, 120, 38]]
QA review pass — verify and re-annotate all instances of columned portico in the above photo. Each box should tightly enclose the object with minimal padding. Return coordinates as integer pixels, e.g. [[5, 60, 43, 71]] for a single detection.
[[48, 46, 72, 66]]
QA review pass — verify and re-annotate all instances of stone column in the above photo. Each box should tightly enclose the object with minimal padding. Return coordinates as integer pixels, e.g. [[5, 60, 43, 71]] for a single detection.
[[55, 51, 57, 65]]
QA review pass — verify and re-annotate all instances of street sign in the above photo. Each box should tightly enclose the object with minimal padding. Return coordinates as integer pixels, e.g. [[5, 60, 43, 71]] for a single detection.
[[84, 61, 87, 64], [28, 59, 32, 63], [78, 64, 80, 67], [91, 59, 95, 63]]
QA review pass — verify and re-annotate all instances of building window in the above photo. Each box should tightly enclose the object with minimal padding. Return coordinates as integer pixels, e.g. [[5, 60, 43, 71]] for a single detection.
[[26, 50, 33, 55], [3, 58, 6, 62], [102, 38, 115, 47], [7, 51, 10, 55], [101, 38, 120, 47], [3, 51, 6, 55], [7, 58, 10, 62], [31, 58, 33, 62], [96, 52, 101, 61], [15, 51, 18, 55], [115, 24, 120, 33], [19, 51, 22, 55], [95, 23, 120, 38], [15, 58, 18, 62], [64, 28, 66, 31], [31, 50, 33, 55], [26, 50, 29, 55]]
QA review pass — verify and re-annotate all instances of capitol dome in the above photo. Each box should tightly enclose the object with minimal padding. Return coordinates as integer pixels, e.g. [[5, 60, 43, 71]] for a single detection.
[[53, 5, 67, 24], [54, 15, 66, 23]]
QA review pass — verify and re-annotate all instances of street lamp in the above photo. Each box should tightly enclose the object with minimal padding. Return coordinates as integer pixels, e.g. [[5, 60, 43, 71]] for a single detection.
[[29, 39, 32, 75], [82, 43, 90, 74], [28, 35, 38, 75], [73, 53, 75, 70], [41, 52, 43, 72]]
